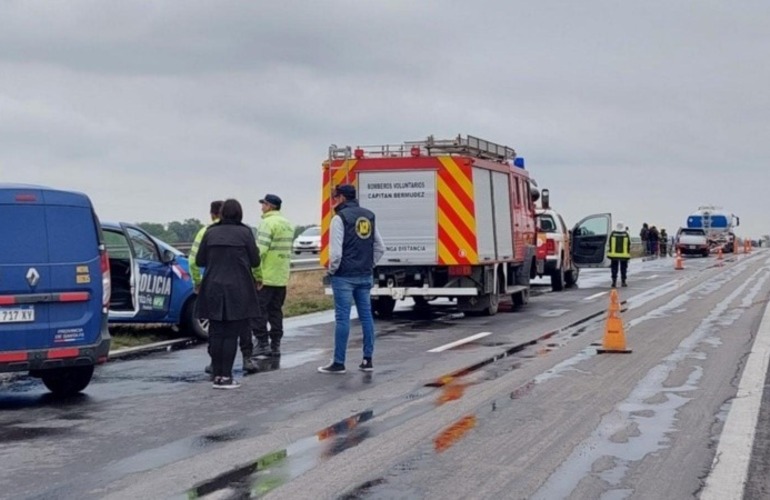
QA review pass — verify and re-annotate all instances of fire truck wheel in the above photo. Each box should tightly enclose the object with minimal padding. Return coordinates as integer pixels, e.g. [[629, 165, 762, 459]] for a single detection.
[[512, 289, 529, 309], [372, 297, 396, 318], [484, 291, 500, 316]]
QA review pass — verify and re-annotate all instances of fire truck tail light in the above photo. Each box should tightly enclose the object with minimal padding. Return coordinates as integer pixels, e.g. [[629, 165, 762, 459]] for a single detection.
[[448, 266, 472, 277]]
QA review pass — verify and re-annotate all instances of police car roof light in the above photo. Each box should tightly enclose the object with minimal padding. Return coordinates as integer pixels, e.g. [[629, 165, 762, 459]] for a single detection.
[[513, 158, 525, 168]]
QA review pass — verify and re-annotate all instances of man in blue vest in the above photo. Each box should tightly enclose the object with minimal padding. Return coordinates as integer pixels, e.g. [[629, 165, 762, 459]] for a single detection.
[[608, 221, 631, 288], [318, 184, 385, 374]]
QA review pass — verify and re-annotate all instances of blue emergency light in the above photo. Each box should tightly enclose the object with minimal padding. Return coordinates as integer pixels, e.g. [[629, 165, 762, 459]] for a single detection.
[[513, 157, 525, 168]]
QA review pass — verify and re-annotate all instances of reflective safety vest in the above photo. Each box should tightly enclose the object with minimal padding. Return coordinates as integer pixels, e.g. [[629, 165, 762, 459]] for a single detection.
[[607, 230, 631, 259], [255, 210, 294, 286], [189, 222, 215, 286]]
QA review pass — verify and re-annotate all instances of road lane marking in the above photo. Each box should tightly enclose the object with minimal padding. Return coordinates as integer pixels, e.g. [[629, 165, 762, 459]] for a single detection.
[[428, 332, 492, 353], [701, 295, 770, 499], [583, 292, 607, 301]]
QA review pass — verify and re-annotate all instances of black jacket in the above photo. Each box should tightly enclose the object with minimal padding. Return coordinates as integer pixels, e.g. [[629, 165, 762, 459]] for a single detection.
[[194, 220, 260, 321]]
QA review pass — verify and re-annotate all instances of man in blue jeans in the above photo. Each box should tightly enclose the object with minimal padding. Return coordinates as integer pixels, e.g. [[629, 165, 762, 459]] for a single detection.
[[318, 184, 385, 374]]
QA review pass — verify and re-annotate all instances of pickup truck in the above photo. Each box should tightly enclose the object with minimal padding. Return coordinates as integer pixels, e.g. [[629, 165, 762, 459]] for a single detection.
[[535, 190, 579, 291], [675, 228, 710, 257]]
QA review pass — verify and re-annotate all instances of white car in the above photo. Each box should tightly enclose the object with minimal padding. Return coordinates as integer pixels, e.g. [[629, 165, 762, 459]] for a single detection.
[[293, 226, 321, 254], [535, 191, 579, 291]]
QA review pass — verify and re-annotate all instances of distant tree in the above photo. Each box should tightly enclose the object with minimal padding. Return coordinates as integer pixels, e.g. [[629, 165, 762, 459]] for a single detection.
[[137, 219, 203, 243], [137, 222, 175, 242], [167, 218, 204, 243]]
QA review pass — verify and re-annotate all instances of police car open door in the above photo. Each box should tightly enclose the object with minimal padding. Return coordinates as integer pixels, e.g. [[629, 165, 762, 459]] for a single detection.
[[120, 224, 174, 321], [571, 213, 611, 268]]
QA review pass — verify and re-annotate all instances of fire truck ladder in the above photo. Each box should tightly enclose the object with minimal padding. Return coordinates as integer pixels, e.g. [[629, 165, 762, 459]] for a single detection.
[[423, 134, 517, 162], [327, 144, 354, 200]]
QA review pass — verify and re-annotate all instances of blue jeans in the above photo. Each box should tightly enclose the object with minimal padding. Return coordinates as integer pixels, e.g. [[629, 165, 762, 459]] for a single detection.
[[331, 275, 375, 365]]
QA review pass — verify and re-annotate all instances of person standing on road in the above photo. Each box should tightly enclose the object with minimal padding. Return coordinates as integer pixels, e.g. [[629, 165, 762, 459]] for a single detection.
[[649, 226, 660, 258], [640, 223, 650, 256], [195, 199, 261, 389], [189, 200, 223, 292], [318, 184, 385, 375], [253, 194, 294, 358], [608, 221, 631, 288], [659, 228, 669, 257], [191, 200, 258, 375]]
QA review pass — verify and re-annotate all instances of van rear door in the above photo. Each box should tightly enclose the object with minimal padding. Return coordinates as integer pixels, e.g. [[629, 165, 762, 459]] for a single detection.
[[0, 186, 103, 352]]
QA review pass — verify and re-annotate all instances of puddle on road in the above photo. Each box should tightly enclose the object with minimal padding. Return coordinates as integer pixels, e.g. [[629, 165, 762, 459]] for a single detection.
[[184, 309, 612, 498]]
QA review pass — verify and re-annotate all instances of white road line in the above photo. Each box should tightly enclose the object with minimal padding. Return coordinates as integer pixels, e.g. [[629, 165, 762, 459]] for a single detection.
[[428, 332, 493, 353], [583, 292, 608, 301], [701, 299, 770, 499]]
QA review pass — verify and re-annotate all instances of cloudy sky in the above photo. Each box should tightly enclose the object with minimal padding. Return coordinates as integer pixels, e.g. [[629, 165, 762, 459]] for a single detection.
[[2, 1, 768, 239]]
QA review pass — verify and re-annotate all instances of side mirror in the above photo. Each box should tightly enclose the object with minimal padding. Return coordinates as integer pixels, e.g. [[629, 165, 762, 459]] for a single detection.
[[162, 249, 176, 264], [541, 188, 550, 209]]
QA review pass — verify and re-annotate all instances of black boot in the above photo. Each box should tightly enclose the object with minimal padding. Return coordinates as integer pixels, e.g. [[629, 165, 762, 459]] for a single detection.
[[611, 281, 616, 288], [270, 338, 281, 357], [242, 351, 258, 374], [255, 336, 270, 357]]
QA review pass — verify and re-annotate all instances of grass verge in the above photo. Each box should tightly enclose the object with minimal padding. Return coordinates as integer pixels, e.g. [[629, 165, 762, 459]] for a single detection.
[[110, 269, 332, 350]]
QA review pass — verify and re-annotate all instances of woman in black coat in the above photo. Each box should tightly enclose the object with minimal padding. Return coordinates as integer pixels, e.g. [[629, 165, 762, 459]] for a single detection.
[[195, 199, 260, 389]]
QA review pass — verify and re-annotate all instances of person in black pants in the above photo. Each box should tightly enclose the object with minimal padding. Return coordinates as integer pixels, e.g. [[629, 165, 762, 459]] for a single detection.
[[195, 199, 261, 389]]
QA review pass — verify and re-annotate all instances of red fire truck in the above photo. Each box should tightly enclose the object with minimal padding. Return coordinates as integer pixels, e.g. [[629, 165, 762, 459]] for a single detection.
[[320, 134, 541, 317]]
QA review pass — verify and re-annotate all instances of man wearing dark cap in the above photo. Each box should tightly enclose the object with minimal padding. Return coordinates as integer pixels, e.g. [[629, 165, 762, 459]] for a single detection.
[[252, 193, 295, 357], [318, 184, 385, 374]]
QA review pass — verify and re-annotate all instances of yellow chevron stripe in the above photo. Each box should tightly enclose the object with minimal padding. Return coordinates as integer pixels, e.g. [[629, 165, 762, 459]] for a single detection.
[[438, 242, 457, 265], [437, 206, 478, 262], [437, 176, 476, 234], [321, 159, 358, 267], [438, 156, 473, 201]]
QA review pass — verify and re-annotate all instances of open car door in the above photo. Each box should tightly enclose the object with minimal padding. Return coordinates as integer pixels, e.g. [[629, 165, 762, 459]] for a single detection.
[[571, 213, 612, 268]]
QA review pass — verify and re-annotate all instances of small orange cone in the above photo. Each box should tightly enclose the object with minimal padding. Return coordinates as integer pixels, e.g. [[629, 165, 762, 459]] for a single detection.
[[598, 289, 632, 354], [717, 247, 723, 260], [674, 249, 684, 270]]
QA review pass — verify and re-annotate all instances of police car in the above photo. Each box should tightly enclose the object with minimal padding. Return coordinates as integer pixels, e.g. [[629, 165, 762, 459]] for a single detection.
[[101, 222, 207, 339]]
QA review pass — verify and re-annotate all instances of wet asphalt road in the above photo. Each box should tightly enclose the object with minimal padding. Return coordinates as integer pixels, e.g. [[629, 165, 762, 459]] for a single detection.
[[2, 251, 770, 499]]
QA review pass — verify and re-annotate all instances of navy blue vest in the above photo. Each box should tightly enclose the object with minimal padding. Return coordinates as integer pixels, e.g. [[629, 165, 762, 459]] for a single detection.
[[335, 200, 376, 277]]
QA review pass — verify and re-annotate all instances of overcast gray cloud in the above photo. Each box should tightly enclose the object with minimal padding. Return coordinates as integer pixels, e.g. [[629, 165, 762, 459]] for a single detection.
[[1, 0, 768, 238]]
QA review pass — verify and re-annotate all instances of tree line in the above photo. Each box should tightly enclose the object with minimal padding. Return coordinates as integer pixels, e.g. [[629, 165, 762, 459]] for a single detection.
[[137, 220, 318, 243]]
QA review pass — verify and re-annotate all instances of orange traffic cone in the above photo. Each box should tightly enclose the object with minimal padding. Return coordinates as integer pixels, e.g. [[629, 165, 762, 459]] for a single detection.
[[674, 249, 684, 270], [598, 289, 632, 354], [717, 247, 723, 260], [747, 240, 752, 253]]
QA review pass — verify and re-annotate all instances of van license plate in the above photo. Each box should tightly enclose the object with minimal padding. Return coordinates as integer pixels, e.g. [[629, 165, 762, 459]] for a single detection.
[[0, 307, 35, 323]]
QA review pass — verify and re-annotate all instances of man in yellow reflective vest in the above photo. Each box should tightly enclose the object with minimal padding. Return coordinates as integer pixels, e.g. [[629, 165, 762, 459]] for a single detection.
[[253, 194, 295, 357], [608, 221, 631, 288]]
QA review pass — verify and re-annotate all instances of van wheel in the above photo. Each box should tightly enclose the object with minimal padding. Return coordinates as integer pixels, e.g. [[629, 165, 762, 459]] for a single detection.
[[550, 265, 565, 292], [41, 366, 94, 396], [183, 298, 209, 340], [372, 297, 396, 318], [565, 267, 579, 287]]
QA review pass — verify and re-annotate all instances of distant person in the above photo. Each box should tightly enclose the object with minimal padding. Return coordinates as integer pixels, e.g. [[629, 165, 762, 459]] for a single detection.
[[253, 194, 294, 358], [195, 199, 261, 389], [318, 184, 385, 374], [608, 221, 631, 288], [649, 226, 660, 258], [640, 223, 650, 256], [659, 228, 668, 257]]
